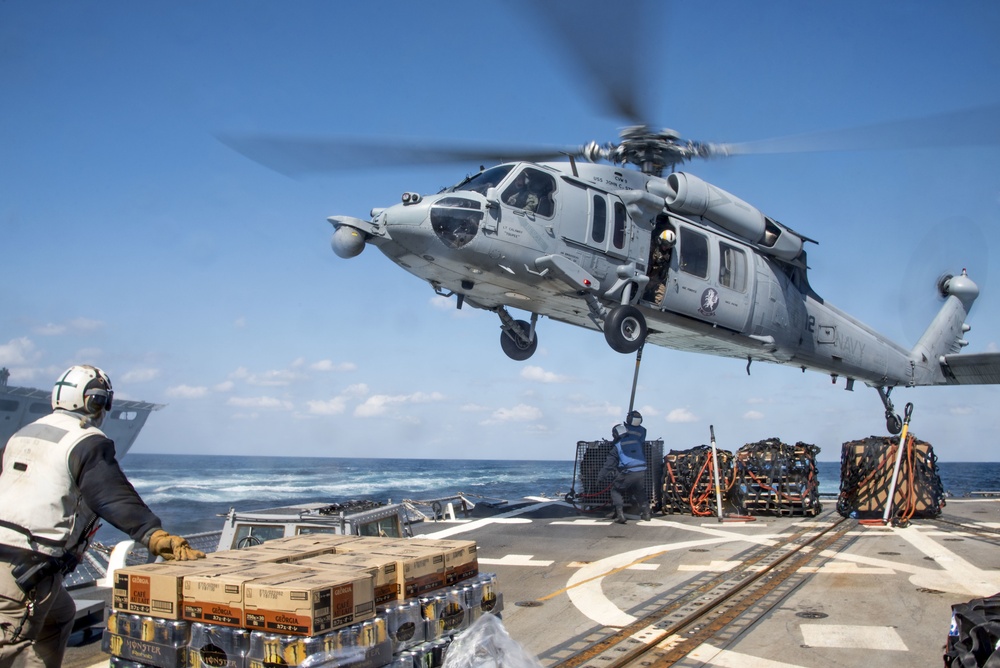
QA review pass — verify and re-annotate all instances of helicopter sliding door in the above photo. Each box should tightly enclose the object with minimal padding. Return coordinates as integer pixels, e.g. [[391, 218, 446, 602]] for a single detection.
[[660, 224, 754, 332], [558, 188, 630, 262]]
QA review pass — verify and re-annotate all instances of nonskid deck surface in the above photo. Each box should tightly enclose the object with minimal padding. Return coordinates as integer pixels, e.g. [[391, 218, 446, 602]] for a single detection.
[[64, 498, 1000, 667], [414, 498, 1000, 667]]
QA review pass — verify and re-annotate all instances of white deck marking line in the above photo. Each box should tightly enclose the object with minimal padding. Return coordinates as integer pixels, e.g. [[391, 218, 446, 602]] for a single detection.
[[813, 526, 1000, 596], [798, 561, 895, 574], [478, 554, 554, 567], [563, 526, 786, 627], [687, 642, 808, 667], [800, 624, 908, 650], [419, 500, 561, 539], [677, 560, 742, 572], [892, 524, 1000, 596]]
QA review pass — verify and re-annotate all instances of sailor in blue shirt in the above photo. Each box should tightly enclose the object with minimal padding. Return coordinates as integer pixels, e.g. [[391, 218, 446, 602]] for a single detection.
[[602, 411, 651, 524]]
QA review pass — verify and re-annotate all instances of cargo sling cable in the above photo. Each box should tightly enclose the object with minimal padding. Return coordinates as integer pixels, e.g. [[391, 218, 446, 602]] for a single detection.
[[552, 512, 854, 668]]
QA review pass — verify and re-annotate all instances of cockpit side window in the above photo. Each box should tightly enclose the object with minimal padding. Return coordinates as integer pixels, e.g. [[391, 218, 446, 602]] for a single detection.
[[501, 168, 556, 217]]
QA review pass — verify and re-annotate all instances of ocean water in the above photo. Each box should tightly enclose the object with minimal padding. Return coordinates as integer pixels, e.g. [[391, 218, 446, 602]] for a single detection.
[[93, 454, 1000, 544]]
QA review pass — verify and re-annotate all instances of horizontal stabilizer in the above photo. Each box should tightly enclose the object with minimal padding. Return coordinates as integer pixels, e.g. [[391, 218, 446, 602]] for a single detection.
[[940, 352, 1000, 385]]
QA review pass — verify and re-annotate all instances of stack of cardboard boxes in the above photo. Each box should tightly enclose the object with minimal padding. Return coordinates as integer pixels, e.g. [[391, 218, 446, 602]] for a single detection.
[[103, 535, 501, 668]]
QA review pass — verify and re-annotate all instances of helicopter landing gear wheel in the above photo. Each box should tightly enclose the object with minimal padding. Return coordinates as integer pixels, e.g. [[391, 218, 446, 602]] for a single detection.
[[500, 319, 538, 361], [604, 305, 647, 354], [886, 412, 903, 435]]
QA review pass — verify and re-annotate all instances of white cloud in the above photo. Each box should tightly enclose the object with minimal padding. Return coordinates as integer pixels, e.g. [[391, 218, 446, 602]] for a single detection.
[[564, 399, 620, 417], [166, 384, 208, 398], [33, 323, 66, 336], [70, 317, 103, 331], [354, 391, 445, 417], [461, 403, 490, 412], [214, 381, 234, 392], [0, 337, 38, 365], [307, 397, 348, 415], [483, 404, 543, 424], [311, 360, 357, 372], [666, 407, 698, 423], [343, 383, 370, 397], [229, 366, 306, 387], [520, 365, 569, 383], [234, 317, 246, 328], [743, 410, 765, 420], [32, 318, 103, 336], [227, 396, 294, 410], [949, 406, 974, 416], [119, 368, 160, 384]]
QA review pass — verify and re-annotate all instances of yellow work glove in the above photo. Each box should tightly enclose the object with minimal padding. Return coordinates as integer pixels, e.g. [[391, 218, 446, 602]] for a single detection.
[[147, 529, 206, 561]]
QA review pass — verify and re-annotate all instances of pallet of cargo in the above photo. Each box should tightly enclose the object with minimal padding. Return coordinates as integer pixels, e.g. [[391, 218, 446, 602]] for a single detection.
[[733, 438, 822, 517], [837, 433, 945, 521], [661, 445, 735, 516]]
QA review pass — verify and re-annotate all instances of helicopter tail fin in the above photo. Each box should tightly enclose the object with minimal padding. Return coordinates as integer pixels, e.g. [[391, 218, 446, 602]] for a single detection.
[[909, 271, 997, 385]]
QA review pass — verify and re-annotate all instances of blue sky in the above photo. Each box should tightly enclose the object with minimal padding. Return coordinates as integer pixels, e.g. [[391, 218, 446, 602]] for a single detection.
[[2, 1, 999, 462]]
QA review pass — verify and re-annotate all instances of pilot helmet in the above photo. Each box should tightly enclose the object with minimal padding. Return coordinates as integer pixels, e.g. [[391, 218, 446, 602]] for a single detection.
[[658, 229, 676, 247], [52, 365, 114, 416]]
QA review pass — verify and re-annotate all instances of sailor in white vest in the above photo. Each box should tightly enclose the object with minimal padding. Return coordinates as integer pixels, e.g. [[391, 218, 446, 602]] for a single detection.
[[0, 365, 204, 668]]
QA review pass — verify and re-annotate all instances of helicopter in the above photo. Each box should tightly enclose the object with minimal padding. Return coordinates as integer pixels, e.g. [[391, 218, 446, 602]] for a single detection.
[[220, 4, 1000, 437]]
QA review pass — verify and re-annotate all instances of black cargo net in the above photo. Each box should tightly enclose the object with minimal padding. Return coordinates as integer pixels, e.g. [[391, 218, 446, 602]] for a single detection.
[[568, 440, 664, 512], [733, 438, 823, 517], [837, 434, 945, 522], [662, 445, 737, 516]]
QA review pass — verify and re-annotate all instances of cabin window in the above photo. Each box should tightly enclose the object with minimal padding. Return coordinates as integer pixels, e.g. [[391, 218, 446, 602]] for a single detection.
[[231, 524, 285, 548], [297, 526, 338, 535], [612, 202, 627, 250], [679, 227, 709, 278], [0, 400, 18, 412], [28, 402, 50, 415], [501, 168, 556, 217], [719, 242, 748, 292], [591, 195, 607, 243], [358, 516, 402, 538]]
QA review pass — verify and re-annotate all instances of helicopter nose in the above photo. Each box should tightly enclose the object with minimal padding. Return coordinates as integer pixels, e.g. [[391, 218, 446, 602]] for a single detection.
[[381, 200, 435, 253]]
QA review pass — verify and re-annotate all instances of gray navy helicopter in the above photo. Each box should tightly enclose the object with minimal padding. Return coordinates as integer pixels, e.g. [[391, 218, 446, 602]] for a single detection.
[[222, 3, 1000, 436]]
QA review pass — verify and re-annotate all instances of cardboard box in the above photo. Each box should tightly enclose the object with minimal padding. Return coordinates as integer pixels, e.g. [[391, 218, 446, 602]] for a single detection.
[[365, 546, 446, 599], [181, 563, 298, 627], [405, 539, 479, 585], [243, 568, 375, 636], [113, 561, 242, 620], [322, 536, 408, 553], [296, 553, 400, 604]]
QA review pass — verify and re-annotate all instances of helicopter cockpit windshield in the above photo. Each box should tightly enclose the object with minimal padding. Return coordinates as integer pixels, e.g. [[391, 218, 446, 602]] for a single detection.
[[449, 165, 514, 195]]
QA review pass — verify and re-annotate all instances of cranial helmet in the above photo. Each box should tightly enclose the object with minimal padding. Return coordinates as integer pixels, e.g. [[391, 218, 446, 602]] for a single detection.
[[612, 423, 627, 440], [627, 410, 643, 427], [52, 365, 114, 415]]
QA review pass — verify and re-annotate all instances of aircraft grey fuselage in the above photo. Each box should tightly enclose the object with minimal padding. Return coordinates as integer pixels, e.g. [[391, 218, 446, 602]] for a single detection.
[[329, 160, 997, 433]]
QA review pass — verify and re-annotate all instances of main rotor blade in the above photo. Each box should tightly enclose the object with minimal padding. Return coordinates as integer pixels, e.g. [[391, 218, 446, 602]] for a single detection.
[[708, 104, 1000, 157], [217, 134, 580, 176], [517, 0, 660, 125]]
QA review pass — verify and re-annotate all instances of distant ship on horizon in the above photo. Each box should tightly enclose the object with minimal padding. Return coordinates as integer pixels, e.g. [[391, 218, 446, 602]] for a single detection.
[[0, 369, 163, 457]]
